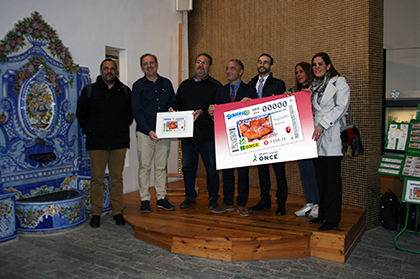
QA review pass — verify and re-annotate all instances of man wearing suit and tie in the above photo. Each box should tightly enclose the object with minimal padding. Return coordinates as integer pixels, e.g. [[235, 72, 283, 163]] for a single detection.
[[208, 59, 256, 217], [247, 53, 289, 216]]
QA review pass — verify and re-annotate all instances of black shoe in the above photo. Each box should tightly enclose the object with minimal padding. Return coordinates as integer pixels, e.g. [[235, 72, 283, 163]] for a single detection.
[[180, 198, 196, 209], [275, 204, 286, 216], [208, 199, 218, 210], [156, 198, 175, 211], [140, 201, 151, 213], [309, 217, 325, 224], [248, 199, 271, 212], [90, 215, 100, 228], [318, 222, 339, 231], [113, 214, 126, 226]]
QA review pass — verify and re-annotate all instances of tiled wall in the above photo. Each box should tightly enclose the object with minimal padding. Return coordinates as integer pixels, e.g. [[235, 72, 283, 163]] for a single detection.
[[190, 0, 383, 228], [0, 12, 112, 220]]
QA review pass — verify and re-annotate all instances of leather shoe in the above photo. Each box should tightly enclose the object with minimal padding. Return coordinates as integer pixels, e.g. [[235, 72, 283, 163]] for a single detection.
[[140, 201, 151, 213], [180, 198, 196, 209], [248, 199, 271, 212], [237, 206, 250, 217], [318, 222, 339, 231], [208, 198, 218, 210], [212, 203, 234, 213], [275, 204, 286, 216], [113, 214, 126, 226], [309, 217, 325, 224], [90, 215, 100, 228]]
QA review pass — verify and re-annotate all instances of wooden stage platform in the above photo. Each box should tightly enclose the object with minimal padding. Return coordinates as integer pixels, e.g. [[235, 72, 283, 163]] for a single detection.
[[123, 178, 366, 263]]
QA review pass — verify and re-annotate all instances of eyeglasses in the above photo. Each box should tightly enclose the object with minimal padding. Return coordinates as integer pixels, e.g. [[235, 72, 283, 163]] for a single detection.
[[196, 60, 208, 65], [312, 62, 325, 67]]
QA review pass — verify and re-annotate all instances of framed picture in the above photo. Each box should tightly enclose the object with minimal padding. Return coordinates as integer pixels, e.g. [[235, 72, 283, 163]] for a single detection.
[[155, 111, 194, 139]]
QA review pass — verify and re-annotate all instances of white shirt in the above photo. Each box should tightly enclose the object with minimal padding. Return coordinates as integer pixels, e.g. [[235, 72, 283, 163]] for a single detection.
[[255, 76, 267, 92]]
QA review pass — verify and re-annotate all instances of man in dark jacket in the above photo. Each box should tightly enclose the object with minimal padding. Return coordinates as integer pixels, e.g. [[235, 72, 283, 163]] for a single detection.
[[176, 53, 221, 210], [208, 59, 256, 217], [132, 53, 177, 213], [247, 53, 289, 216], [76, 59, 133, 228]]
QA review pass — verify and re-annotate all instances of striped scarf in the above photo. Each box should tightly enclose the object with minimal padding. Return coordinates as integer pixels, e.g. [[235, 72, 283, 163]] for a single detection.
[[310, 71, 331, 105]]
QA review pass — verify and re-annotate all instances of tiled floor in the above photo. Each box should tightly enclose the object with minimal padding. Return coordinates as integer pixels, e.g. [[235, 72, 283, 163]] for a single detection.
[[1, 213, 419, 279]]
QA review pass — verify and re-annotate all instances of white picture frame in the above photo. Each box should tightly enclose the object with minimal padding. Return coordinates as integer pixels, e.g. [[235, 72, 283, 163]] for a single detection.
[[155, 111, 194, 139]]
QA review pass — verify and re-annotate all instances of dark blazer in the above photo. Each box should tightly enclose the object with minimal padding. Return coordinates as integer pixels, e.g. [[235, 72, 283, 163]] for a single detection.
[[248, 73, 286, 97], [215, 80, 256, 105]]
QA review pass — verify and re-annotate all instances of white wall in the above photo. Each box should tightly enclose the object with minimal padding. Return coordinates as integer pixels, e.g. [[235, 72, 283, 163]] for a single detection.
[[0, 0, 183, 193]]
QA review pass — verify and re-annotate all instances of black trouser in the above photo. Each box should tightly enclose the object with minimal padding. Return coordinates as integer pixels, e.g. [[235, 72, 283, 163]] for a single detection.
[[257, 162, 288, 205], [313, 156, 343, 222], [222, 167, 249, 207]]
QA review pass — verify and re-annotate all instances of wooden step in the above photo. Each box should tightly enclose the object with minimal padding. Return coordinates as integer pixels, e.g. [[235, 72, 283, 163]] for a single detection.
[[123, 178, 366, 263]]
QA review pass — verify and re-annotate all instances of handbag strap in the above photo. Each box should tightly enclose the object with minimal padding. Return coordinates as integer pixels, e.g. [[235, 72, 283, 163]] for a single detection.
[[348, 104, 353, 125], [332, 81, 351, 129]]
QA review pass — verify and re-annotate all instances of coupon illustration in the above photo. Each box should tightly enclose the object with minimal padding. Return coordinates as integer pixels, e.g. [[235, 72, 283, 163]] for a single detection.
[[224, 96, 303, 156]]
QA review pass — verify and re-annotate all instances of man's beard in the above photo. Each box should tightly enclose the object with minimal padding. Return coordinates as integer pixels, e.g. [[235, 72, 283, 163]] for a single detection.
[[258, 66, 269, 75], [102, 74, 116, 82], [195, 68, 208, 78]]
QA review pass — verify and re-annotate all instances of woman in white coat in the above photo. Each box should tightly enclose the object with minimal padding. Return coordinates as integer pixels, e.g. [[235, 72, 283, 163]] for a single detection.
[[308, 52, 350, 231]]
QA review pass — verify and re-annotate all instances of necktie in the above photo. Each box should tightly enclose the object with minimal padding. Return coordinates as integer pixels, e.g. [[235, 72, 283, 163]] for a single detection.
[[230, 85, 235, 102], [257, 78, 264, 98]]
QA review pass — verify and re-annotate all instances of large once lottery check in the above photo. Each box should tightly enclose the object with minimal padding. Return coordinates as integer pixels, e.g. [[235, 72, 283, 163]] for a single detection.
[[213, 91, 317, 170]]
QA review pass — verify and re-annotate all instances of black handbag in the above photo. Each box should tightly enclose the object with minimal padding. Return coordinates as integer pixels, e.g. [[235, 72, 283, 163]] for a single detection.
[[340, 105, 364, 156]]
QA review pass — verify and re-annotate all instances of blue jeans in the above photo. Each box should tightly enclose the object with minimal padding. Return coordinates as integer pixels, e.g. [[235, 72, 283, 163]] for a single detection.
[[181, 140, 220, 201], [297, 159, 319, 204]]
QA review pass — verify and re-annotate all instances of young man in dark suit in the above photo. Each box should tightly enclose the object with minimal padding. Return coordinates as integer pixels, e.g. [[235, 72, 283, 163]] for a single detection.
[[247, 53, 289, 216]]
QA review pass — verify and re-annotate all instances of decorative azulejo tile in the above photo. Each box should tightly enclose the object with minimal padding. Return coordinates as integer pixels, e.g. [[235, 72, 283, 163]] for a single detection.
[[16, 189, 85, 232], [0, 12, 93, 233], [0, 191, 17, 243]]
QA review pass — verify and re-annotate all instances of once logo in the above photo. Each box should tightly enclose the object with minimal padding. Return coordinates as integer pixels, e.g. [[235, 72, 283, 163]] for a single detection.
[[259, 154, 278, 161]]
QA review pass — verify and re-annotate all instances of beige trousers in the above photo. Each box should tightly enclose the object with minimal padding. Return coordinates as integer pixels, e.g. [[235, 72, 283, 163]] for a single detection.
[[89, 148, 127, 216], [136, 131, 170, 201]]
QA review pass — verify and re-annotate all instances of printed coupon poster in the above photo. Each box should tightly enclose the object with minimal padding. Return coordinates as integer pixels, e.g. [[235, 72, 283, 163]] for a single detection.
[[403, 179, 420, 204], [214, 91, 318, 170], [155, 111, 194, 139]]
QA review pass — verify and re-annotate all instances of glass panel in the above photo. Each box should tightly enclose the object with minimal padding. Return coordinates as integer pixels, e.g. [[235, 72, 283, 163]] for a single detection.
[[385, 106, 417, 133]]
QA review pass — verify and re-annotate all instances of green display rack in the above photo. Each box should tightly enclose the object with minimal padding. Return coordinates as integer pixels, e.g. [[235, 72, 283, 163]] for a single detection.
[[394, 178, 420, 254]]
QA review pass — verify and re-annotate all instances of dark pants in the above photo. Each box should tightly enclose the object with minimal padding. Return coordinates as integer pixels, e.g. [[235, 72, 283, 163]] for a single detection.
[[313, 156, 343, 222], [181, 140, 219, 201], [257, 162, 288, 205], [221, 167, 249, 207], [298, 159, 319, 204]]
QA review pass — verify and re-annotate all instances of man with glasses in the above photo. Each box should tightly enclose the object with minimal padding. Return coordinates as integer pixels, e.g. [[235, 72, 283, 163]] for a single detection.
[[176, 53, 221, 210], [247, 53, 289, 216]]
